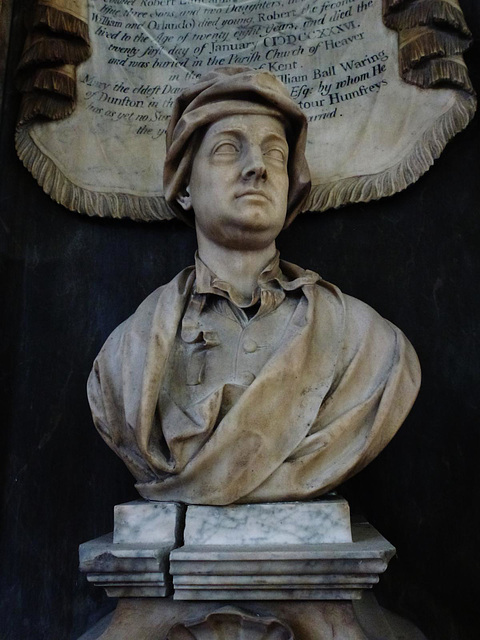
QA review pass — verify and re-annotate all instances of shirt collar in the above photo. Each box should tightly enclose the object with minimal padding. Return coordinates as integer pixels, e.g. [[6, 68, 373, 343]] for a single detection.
[[181, 253, 320, 343], [193, 251, 319, 314]]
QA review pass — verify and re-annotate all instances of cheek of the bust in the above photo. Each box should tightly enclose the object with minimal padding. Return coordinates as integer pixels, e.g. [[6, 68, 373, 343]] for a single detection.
[[272, 174, 289, 205]]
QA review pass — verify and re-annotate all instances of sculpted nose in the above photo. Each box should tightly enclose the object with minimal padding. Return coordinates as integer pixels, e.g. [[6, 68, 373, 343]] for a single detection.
[[241, 146, 267, 181]]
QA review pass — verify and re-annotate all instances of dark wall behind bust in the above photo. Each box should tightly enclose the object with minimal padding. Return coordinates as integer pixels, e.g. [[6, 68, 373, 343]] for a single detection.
[[1, 3, 479, 638]]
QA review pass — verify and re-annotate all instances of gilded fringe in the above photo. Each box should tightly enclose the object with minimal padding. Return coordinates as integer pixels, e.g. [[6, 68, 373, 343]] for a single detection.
[[15, 127, 176, 221], [305, 93, 476, 212], [16, 0, 90, 125], [383, 0, 462, 10], [17, 94, 74, 126], [383, 0, 471, 37], [404, 57, 474, 92], [15, 93, 475, 220], [16, 66, 76, 97], [17, 34, 90, 70], [33, 5, 90, 41], [15, 0, 476, 219], [399, 28, 471, 74], [384, 0, 475, 95]]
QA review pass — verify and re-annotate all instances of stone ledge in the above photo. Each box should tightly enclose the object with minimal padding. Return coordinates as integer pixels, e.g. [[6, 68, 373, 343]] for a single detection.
[[170, 523, 394, 600], [79, 533, 176, 597]]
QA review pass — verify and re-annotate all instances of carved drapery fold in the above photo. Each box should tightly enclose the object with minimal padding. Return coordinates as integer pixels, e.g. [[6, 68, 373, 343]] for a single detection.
[[15, 0, 476, 221], [16, 0, 90, 124], [383, 0, 474, 92]]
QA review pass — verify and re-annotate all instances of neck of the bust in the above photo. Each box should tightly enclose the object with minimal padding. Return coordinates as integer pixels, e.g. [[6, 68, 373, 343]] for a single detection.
[[196, 233, 277, 300]]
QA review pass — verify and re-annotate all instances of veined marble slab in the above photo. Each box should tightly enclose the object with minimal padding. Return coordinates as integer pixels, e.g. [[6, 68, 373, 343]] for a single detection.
[[184, 497, 352, 546], [114, 500, 183, 544]]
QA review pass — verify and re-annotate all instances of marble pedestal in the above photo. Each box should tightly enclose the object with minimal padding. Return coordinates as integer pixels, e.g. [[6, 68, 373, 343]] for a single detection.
[[172, 520, 393, 600], [79, 498, 426, 640]]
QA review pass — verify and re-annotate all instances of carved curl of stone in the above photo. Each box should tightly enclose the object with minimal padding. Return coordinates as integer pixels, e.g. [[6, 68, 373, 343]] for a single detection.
[[166, 607, 295, 640]]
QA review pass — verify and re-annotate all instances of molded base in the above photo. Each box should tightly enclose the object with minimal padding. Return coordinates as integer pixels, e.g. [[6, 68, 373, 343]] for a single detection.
[[78, 593, 427, 640]]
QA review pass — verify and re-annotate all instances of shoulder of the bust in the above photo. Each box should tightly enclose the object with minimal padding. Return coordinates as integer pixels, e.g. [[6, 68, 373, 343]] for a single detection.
[[339, 289, 383, 321], [313, 279, 381, 318], [279, 262, 374, 315], [312, 279, 399, 344]]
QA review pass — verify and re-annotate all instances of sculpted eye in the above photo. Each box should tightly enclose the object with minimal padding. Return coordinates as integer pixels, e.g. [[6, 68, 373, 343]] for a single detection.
[[213, 142, 238, 155], [264, 147, 286, 162]]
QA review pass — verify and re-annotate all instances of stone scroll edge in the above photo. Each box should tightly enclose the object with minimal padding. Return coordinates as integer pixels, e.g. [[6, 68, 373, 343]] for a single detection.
[[15, 126, 175, 221], [305, 90, 477, 213], [13, 0, 477, 220], [15, 89, 476, 221]]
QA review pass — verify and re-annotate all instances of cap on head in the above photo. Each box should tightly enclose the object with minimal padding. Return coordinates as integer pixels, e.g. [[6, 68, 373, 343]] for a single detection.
[[163, 66, 311, 228]]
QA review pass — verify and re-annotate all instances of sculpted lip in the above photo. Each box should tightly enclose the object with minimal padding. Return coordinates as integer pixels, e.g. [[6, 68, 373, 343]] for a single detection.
[[236, 189, 270, 201]]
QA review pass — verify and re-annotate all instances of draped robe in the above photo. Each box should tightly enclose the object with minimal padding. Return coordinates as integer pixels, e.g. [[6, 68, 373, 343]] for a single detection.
[[87, 261, 420, 505]]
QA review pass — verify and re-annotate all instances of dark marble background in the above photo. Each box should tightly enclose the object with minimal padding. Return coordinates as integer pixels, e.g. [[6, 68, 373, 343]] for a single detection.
[[1, 2, 479, 638]]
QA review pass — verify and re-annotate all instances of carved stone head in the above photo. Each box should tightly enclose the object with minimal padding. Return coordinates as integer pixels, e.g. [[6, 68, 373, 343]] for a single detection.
[[163, 67, 311, 230]]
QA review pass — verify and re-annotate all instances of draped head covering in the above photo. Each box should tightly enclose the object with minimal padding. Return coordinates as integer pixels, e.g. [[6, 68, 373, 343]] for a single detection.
[[163, 66, 311, 228]]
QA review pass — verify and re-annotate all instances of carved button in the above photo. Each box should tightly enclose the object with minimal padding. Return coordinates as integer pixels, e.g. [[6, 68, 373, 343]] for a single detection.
[[238, 371, 256, 385], [243, 338, 258, 353]]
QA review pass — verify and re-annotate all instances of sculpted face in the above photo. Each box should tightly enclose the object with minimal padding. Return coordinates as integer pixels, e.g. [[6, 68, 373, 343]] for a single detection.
[[176, 114, 290, 250]]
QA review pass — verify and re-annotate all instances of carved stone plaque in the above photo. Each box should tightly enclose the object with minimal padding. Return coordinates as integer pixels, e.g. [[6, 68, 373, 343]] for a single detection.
[[16, 0, 476, 220]]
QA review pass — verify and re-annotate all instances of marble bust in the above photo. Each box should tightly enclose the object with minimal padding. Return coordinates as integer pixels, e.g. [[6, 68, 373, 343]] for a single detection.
[[87, 67, 421, 506]]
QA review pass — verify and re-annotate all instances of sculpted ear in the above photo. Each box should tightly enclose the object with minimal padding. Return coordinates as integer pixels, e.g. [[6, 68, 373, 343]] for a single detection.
[[176, 185, 192, 211]]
